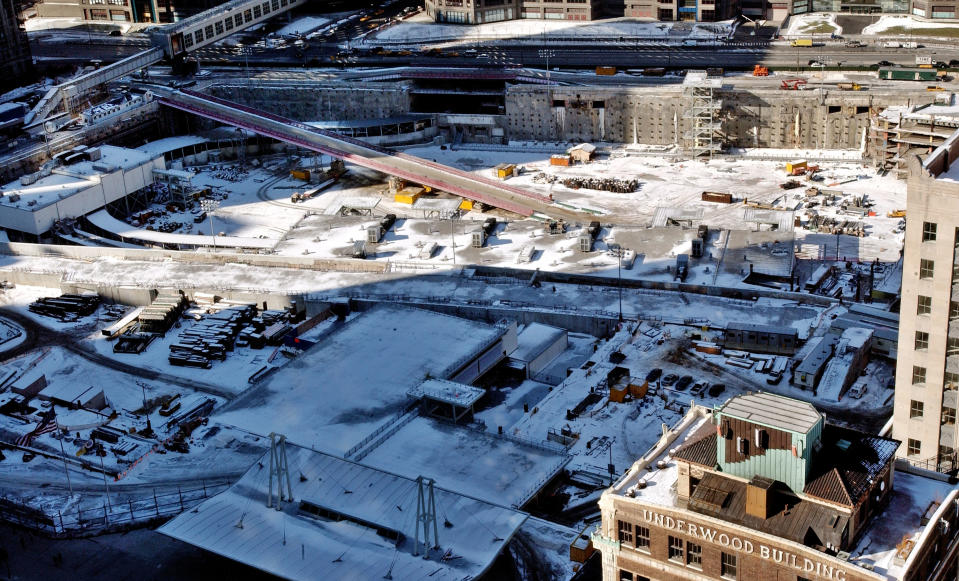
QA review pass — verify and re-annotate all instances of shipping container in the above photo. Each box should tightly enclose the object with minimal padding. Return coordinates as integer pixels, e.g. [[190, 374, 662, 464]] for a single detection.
[[394, 186, 424, 204], [701, 191, 733, 204], [290, 169, 310, 181], [595, 66, 617, 76], [459, 199, 473, 211], [878, 67, 938, 81], [550, 155, 571, 166]]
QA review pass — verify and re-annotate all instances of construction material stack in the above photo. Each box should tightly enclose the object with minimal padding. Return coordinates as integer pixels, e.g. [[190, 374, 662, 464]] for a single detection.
[[29, 294, 100, 321], [139, 291, 188, 335]]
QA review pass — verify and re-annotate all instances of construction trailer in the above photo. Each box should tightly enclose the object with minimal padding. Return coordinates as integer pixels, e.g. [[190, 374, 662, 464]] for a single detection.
[[471, 217, 498, 248], [724, 322, 799, 356], [675, 254, 689, 281], [878, 67, 938, 81]]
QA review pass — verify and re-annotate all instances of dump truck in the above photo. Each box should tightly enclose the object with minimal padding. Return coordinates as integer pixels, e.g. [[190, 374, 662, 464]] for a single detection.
[[791, 39, 813, 47], [837, 82, 862, 91]]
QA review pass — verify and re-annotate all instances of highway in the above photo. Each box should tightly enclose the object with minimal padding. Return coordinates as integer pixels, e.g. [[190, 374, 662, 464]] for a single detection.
[[154, 87, 589, 221]]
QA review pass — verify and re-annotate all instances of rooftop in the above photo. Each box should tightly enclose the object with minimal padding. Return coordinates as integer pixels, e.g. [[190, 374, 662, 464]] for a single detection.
[[718, 392, 821, 435], [407, 378, 485, 408], [213, 305, 507, 455], [159, 443, 527, 581]]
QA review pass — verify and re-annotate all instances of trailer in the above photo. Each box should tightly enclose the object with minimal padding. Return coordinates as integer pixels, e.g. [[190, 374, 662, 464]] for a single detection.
[[878, 67, 938, 81], [675, 254, 689, 281]]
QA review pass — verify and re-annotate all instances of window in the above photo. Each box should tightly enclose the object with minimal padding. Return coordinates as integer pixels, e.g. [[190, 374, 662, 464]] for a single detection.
[[911, 400, 924, 418], [620, 571, 633, 581], [686, 541, 702, 569], [918, 295, 932, 315], [908, 438, 922, 456], [943, 407, 956, 425], [618, 520, 633, 544], [272, 0, 280, 10], [224, 17, 233, 30], [262, 2, 270, 14], [204, 24, 214, 38], [946, 371, 959, 391], [244, 9, 253, 22], [194, 30, 203, 44], [920, 258, 935, 279], [949, 337, 959, 355], [214, 21, 223, 35], [916, 331, 929, 350], [234, 14, 243, 27], [668, 535, 685, 563], [913, 366, 927, 385], [721, 552, 738, 580], [799, 577, 813, 581], [636, 525, 650, 551], [253, 5, 262, 18], [923, 221, 938, 242], [951, 301, 959, 320]]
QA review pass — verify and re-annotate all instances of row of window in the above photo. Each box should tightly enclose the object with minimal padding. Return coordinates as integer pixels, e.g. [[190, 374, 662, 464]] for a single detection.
[[911, 366, 959, 390], [910, 399, 957, 424], [913, 332, 959, 353], [617, 523, 737, 579], [914, 294, 959, 318], [184, 0, 289, 48]]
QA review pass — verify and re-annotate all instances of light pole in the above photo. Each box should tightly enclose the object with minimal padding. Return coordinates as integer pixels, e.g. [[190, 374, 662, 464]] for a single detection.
[[617, 248, 623, 322], [538, 49, 554, 84], [450, 214, 456, 265], [201, 199, 220, 252]]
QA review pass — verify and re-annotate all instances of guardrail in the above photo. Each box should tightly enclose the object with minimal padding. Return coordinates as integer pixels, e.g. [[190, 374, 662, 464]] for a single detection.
[[0, 479, 231, 537]]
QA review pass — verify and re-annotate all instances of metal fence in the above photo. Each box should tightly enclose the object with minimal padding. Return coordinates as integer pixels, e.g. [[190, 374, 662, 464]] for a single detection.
[[0, 479, 232, 538]]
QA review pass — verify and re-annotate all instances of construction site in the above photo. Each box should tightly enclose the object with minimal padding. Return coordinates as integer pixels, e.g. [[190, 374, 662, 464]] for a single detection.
[[1, 2, 959, 580]]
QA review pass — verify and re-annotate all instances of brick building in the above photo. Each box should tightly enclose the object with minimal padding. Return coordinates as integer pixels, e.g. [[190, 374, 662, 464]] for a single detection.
[[595, 392, 959, 581]]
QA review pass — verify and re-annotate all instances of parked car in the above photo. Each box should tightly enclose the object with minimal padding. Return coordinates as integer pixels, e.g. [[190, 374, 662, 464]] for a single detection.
[[661, 373, 678, 387], [848, 382, 867, 399], [646, 368, 663, 383], [877, 60, 893, 67], [691, 381, 708, 396], [675, 375, 693, 391], [708, 383, 726, 398]]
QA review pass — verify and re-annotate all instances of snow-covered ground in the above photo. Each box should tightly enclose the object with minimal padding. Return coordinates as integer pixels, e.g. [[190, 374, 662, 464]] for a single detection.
[[783, 13, 842, 37], [863, 14, 959, 35], [371, 14, 736, 45]]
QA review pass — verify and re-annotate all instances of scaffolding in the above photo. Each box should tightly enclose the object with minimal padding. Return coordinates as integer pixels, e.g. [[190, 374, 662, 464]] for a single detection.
[[682, 71, 724, 158], [868, 93, 959, 178]]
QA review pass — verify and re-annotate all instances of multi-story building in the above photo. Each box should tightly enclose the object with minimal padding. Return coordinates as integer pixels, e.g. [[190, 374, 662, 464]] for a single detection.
[[595, 392, 959, 581], [36, 0, 158, 22], [910, 0, 958, 17], [893, 127, 959, 476], [0, 0, 30, 86], [424, 0, 734, 22]]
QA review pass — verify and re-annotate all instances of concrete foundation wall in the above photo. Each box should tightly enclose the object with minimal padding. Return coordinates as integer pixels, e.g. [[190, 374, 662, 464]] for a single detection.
[[207, 83, 412, 122], [348, 297, 620, 337], [505, 85, 918, 149]]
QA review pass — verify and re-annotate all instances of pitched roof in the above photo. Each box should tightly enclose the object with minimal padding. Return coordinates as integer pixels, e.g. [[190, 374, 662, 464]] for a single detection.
[[803, 425, 900, 507], [674, 431, 717, 468]]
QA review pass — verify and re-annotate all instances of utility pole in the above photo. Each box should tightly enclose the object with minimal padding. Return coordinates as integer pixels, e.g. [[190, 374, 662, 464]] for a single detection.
[[450, 214, 456, 265], [201, 198, 220, 252]]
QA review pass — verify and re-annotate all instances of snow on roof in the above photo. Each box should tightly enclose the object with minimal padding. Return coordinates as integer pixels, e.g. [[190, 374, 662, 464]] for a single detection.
[[407, 378, 484, 408], [569, 143, 596, 153], [719, 392, 822, 434], [213, 305, 506, 455], [0, 173, 93, 209], [87, 209, 276, 249], [136, 135, 209, 157], [159, 443, 527, 581], [358, 416, 570, 508], [274, 15, 331, 37], [850, 471, 959, 579], [840, 326, 873, 350], [411, 197, 462, 212], [511, 323, 567, 363]]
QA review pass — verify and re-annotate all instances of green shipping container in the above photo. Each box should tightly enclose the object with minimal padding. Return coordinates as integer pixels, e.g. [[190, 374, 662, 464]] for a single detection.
[[878, 67, 938, 81]]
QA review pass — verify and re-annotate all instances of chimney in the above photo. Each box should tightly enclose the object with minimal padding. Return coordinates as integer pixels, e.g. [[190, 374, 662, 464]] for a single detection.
[[746, 476, 776, 520]]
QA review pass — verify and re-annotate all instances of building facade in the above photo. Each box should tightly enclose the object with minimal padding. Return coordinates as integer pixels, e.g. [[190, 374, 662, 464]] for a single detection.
[[0, 0, 31, 86], [37, 0, 159, 22], [893, 128, 959, 476], [424, 0, 734, 22], [910, 0, 958, 17], [595, 393, 959, 581]]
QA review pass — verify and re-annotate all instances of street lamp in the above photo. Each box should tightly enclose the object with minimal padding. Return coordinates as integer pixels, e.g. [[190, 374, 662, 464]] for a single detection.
[[200, 198, 220, 252], [538, 49, 554, 84]]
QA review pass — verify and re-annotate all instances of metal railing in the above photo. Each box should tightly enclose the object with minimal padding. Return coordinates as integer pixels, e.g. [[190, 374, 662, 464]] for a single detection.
[[0, 479, 231, 537]]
